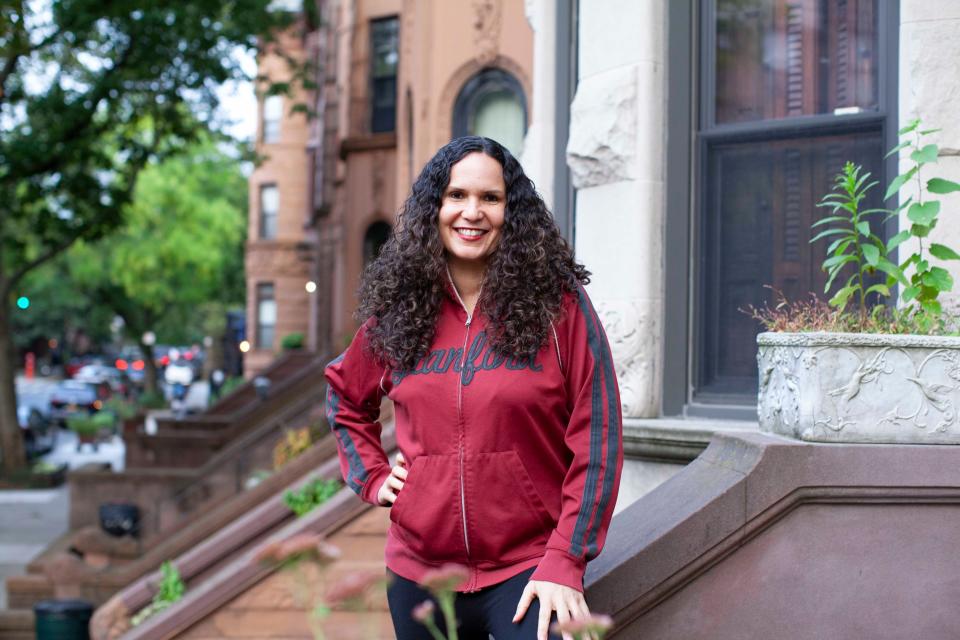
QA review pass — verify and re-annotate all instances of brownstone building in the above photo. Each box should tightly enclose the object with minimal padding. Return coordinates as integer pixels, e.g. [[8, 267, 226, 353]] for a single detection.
[[245, 0, 533, 373]]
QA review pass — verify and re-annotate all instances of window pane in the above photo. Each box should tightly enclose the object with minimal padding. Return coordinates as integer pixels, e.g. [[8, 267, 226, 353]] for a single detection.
[[699, 130, 884, 397], [472, 91, 525, 157], [263, 95, 283, 143], [260, 185, 278, 239], [715, 0, 878, 124], [370, 17, 398, 133], [257, 284, 276, 349]]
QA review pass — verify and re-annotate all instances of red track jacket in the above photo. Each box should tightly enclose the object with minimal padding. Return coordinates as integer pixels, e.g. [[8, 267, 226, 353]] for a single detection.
[[324, 273, 623, 593]]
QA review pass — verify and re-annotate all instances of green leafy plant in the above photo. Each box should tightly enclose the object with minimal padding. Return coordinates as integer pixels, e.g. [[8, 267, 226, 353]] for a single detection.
[[137, 391, 168, 410], [130, 560, 186, 627], [283, 477, 342, 517], [104, 397, 138, 421], [882, 118, 960, 315], [812, 161, 894, 316], [67, 412, 114, 437], [218, 376, 246, 399], [808, 118, 960, 326], [282, 332, 305, 350]]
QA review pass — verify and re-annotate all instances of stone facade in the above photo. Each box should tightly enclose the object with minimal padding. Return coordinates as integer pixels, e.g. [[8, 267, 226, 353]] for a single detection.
[[566, 0, 666, 423], [248, 1, 534, 370], [899, 0, 960, 311], [246, 22, 316, 376]]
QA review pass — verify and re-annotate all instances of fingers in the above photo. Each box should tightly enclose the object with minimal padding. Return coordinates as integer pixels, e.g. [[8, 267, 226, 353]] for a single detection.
[[396, 451, 406, 466], [555, 603, 573, 640], [573, 596, 595, 640], [386, 474, 404, 492], [538, 594, 552, 640], [512, 583, 536, 623]]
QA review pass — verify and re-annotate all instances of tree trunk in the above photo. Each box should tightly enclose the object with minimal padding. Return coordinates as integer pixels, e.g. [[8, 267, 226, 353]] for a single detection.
[[0, 298, 27, 474], [141, 341, 159, 396]]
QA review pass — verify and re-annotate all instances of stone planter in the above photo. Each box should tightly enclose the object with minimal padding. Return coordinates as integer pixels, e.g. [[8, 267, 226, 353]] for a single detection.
[[757, 331, 960, 444]]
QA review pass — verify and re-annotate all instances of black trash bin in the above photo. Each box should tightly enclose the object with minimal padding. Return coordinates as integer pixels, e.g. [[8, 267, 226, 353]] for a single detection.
[[34, 599, 93, 640]]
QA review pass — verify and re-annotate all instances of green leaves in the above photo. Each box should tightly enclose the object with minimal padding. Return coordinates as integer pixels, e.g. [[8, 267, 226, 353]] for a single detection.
[[884, 166, 917, 201], [907, 201, 940, 226], [911, 144, 939, 164], [922, 267, 954, 292], [927, 178, 960, 194], [929, 243, 960, 261]]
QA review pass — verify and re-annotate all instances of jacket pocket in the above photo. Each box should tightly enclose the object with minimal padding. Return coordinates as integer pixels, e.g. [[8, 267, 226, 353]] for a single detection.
[[389, 453, 466, 562], [467, 450, 554, 563]]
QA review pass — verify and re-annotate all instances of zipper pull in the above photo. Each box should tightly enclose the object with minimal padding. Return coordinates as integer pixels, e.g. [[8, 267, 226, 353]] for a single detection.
[[465, 313, 472, 327]]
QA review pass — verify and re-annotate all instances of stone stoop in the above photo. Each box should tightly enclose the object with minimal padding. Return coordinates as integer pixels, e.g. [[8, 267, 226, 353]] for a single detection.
[[0, 609, 34, 640], [585, 431, 960, 639], [5, 573, 54, 609]]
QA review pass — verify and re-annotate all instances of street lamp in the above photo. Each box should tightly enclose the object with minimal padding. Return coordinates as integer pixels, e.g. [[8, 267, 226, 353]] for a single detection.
[[305, 280, 317, 293], [142, 331, 156, 346]]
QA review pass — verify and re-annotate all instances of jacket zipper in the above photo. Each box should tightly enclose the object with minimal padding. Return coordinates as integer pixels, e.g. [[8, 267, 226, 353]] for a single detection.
[[447, 266, 480, 591]]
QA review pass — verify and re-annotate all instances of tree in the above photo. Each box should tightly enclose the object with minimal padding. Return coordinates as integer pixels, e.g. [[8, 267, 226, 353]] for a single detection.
[[0, 1, 298, 473], [70, 136, 247, 393]]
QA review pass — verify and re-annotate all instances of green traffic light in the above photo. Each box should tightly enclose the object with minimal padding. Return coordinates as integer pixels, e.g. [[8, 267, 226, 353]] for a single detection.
[[16, 296, 29, 310]]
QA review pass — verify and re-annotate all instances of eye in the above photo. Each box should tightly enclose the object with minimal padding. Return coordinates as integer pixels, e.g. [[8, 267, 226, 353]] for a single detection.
[[447, 191, 464, 200], [484, 194, 501, 203]]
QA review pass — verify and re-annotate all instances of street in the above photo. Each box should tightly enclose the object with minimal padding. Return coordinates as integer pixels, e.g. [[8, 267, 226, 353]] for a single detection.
[[0, 375, 213, 610], [0, 486, 68, 610]]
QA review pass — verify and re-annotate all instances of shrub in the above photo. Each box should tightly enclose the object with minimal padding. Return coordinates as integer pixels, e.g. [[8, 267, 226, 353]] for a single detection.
[[130, 561, 186, 627], [281, 332, 305, 350], [273, 427, 315, 470], [283, 477, 342, 517], [138, 390, 167, 410]]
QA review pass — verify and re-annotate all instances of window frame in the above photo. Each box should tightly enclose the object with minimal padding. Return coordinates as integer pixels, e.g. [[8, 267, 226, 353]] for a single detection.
[[369, 15, 399, 134], [259, 183, 279, 240], [262, 94, 283, 144], [662, 0, 900, 417], [452, 68, 528, 146], [256, 283, 276, 350]]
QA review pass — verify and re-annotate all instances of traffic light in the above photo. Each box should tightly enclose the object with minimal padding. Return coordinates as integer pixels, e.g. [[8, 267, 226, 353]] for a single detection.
[[16, 296, 29, 310]]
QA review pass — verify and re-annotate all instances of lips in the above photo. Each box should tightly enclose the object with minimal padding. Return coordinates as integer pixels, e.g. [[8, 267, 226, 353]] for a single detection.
[[453, 227, 489, 241]]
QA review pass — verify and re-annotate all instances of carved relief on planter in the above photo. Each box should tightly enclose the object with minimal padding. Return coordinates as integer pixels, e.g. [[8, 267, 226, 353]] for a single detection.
[[757, 332, 960, 443], [595, 299, 660, 419]]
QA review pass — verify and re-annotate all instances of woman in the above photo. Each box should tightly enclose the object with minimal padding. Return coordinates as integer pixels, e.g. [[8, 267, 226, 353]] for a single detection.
[[324, 136, 623, 640]]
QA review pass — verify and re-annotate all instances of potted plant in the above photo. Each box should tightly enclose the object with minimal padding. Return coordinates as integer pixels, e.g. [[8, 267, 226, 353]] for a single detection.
[[753, 119, 960, 444], [68, 412, 114, 451]]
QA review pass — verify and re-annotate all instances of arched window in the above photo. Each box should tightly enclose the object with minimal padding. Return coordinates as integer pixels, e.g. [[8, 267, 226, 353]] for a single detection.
[[363, 221, 392, 266], [453, 68, 527, 157]]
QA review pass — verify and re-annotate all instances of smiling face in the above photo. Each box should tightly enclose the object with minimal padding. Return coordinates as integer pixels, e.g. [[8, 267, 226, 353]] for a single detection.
[[438, 152, 507, 270]]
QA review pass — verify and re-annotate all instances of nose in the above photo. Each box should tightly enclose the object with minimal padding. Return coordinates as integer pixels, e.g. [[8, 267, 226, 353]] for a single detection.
[[461, 196, 482, 221]]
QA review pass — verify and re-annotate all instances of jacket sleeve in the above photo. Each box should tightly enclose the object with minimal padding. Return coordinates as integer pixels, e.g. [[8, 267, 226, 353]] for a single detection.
[[530, 285, 624, 592], [323, 319, 393, 507]]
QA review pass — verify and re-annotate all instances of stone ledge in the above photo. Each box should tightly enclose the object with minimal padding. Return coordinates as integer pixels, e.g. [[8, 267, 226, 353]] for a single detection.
[[586, 431, 960, 638], [623, 417, 759, 463]]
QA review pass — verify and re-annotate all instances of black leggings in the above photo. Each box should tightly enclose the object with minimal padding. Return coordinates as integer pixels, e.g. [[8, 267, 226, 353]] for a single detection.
[[386, 566, 562, 639]]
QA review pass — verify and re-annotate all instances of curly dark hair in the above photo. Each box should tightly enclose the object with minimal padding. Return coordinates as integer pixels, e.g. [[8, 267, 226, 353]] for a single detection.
[[357, 136, 590, 371]]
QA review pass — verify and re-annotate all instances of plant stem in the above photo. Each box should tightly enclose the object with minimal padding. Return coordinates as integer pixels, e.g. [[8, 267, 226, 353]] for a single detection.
[[424, 618, 448, 640], [438, 593, 459, 640]]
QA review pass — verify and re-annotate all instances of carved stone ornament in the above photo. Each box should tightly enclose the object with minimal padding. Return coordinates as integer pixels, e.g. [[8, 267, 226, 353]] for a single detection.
[[757, 331, 960, 443], [472, 0, 502, 66], [596, 299, 659, 419]]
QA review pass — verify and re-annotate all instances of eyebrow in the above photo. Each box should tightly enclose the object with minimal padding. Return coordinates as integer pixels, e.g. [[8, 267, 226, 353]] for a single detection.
[[445, 185, 505, 196]]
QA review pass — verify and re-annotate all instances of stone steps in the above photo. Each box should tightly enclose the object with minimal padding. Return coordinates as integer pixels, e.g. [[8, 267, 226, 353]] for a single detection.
[[0, 609, 35, 640]]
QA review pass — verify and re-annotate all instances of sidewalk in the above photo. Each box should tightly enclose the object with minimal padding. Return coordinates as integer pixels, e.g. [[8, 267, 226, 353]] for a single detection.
[[0, 485, 68, 610]]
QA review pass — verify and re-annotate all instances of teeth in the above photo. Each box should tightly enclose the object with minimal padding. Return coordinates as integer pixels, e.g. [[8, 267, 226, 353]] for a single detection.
[[457, 229, 485, 237]]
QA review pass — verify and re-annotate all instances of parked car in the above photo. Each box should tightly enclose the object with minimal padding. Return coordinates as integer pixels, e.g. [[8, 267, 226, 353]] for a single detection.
[[49, 380, 109, 426], [114, 346, 147, 385], [75, 364, 128, 394], [18, 403, 57, 458]]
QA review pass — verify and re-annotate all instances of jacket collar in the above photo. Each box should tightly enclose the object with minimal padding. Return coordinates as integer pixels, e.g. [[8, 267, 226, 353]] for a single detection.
[[443, 262, 483, 320]]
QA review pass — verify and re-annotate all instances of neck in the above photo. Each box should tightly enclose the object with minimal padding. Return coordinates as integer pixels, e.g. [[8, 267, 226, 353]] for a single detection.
[[445, 257, 485, 300]]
